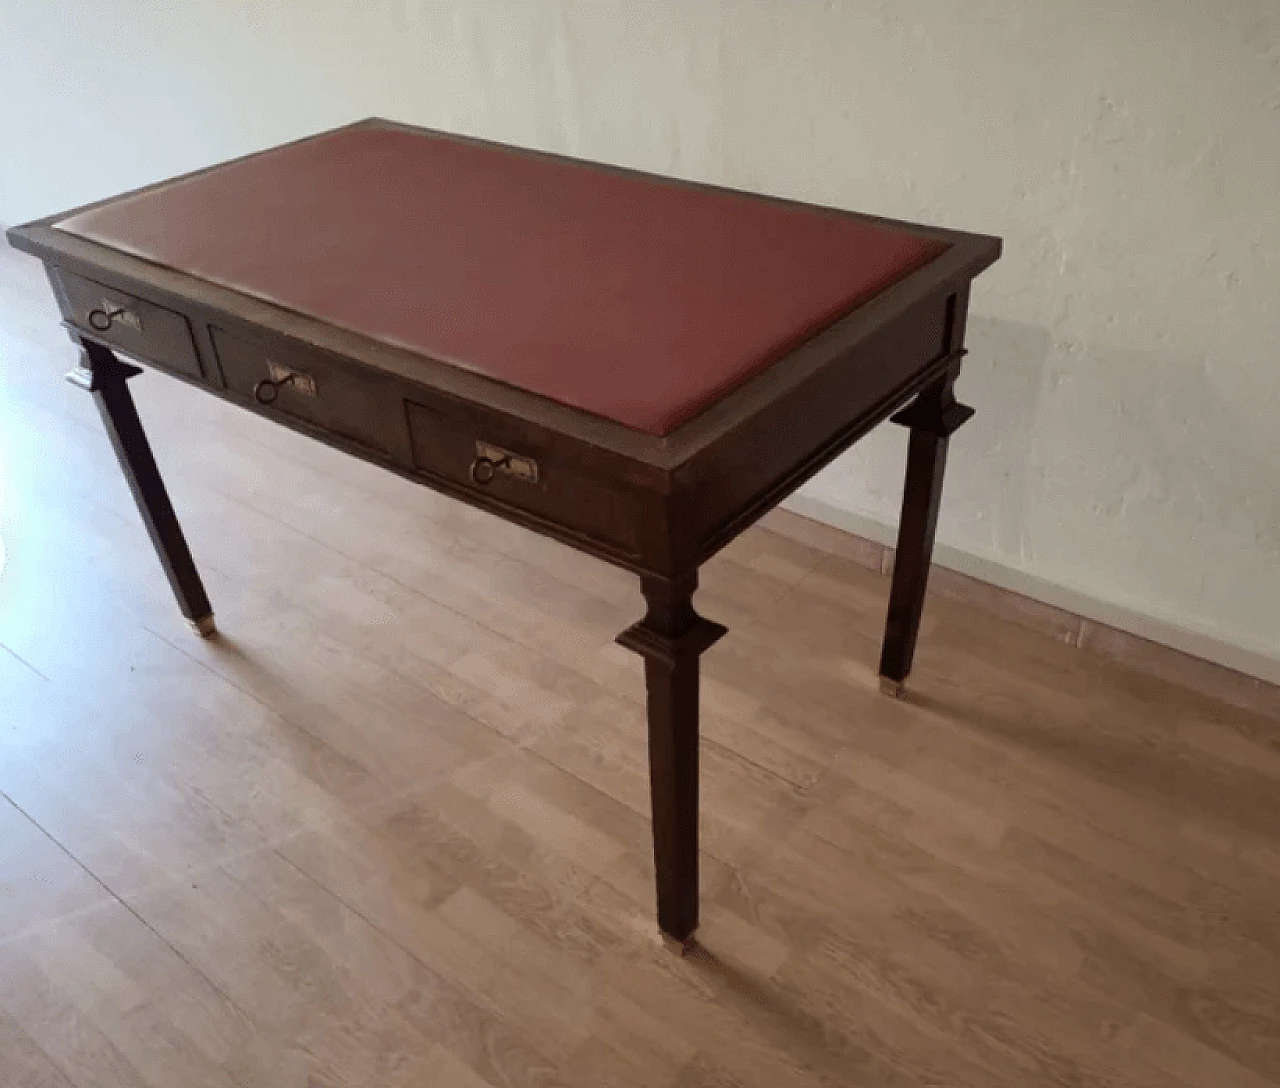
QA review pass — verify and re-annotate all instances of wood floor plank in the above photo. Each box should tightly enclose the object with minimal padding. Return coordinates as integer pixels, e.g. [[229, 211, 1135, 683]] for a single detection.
[[0, 936, 162, 1088], [0, 797, 112, 943], [0, 1006, 78, 1088]]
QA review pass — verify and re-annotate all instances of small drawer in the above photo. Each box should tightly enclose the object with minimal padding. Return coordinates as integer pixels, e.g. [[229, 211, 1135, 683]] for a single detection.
[[405, 398, 641, 557], [211, 326, 403, 457], [52, 268, 203, 380]]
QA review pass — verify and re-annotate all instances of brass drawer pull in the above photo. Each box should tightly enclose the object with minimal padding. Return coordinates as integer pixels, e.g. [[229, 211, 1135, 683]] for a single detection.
[[87, 305, 126, 331], [470, 441, 538, 486], [86, 299, 143, 332], [469, 453, 510, 486], [253, 372, 296, 405], [253, 362, 317, 405]]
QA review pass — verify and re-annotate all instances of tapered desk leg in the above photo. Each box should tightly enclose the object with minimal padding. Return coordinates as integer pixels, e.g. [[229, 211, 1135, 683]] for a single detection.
[[70, 340, 215, 637], [617, 572, 726, 947], [879, 362, 973, 696]]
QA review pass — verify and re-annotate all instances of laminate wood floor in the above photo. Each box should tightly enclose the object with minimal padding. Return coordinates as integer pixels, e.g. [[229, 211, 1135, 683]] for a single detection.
[[2, 240, 1279, 1087]]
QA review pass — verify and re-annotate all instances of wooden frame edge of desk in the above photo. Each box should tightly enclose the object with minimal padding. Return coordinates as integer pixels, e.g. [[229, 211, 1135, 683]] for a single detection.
[[7, 218, 997, 474], [9, 207, 998, 584]]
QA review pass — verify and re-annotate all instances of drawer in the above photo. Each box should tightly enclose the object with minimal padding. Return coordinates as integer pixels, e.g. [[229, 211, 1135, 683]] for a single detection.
[[52, 268, 203, 380], [211, 326, 405, 457], [405, 398, 641, 558]]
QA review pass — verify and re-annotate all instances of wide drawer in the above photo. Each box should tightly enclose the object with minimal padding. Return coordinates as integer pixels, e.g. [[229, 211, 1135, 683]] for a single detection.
[[405, 397, 642, 559], [52, 268, 203, 380], [211, 326, 406, 458]]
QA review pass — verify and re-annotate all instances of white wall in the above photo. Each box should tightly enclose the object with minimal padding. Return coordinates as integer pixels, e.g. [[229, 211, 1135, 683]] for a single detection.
[[4, 2, 1279, 676]]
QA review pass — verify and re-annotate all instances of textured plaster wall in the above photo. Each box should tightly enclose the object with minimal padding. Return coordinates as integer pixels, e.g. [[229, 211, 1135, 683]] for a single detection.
[[3, 2, 1278, 666]]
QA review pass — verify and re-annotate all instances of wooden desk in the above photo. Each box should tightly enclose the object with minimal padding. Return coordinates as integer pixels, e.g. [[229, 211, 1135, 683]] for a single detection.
[[7, 119, 1000, 945]]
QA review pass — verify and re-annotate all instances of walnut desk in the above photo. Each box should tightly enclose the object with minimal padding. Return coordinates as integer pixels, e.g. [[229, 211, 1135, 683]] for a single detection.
[[7, 119, 1001, 945]]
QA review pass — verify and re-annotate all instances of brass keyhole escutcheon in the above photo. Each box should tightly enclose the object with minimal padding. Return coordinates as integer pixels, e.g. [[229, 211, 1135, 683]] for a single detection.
[[469, 441, 539, 486]]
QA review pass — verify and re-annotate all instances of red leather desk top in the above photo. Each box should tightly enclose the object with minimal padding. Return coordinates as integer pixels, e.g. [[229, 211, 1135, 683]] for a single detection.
[[57, 123, 948, 437]]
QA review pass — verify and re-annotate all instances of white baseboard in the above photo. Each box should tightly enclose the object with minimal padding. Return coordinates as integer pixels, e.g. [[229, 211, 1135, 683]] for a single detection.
[[783, 493, 1280, 689]]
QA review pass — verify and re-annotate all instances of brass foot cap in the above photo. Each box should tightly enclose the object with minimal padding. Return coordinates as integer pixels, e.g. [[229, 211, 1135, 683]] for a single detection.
[[660, 931, 697, 957], [189, 615, 217, 638], [879, 676, 905, 698]]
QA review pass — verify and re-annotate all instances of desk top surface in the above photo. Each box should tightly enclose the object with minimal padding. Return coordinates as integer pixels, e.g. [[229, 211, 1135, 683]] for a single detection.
[[54, 120, 948, 437]]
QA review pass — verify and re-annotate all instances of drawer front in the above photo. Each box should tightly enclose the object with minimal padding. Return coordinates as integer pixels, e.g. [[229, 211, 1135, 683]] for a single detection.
[[211, 327, 405, 457], [405, 398, 641, 558], [52, 268, 203, 379]]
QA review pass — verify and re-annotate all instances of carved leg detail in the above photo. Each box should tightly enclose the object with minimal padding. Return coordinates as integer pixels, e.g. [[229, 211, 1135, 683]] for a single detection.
[[879, 362, 973, 692], [71, 339, 215, 636], [617, 572, 725, 946]]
